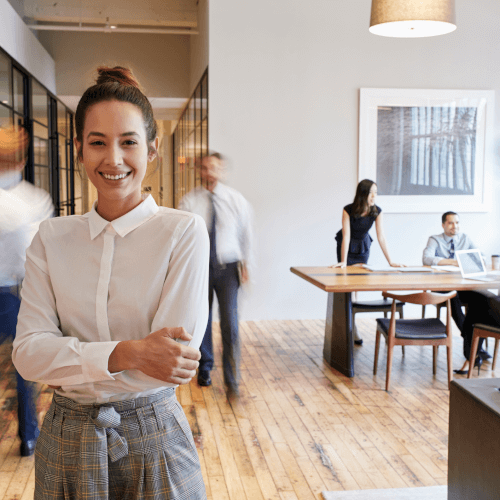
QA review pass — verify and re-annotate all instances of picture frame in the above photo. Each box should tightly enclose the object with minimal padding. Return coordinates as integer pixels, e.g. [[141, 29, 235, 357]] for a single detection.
[[358, 88, 495, 213]]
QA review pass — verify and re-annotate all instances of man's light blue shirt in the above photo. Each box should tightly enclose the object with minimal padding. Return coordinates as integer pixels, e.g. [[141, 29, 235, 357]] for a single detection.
[[422, 232, 476, 266]]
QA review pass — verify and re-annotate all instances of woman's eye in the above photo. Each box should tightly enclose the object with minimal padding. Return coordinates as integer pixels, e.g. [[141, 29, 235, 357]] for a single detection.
[[124, 140, 137, 146], [90, 140, 104, 146]]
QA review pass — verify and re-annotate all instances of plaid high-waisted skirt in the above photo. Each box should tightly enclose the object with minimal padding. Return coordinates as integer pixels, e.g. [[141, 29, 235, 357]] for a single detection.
[[34, 388, 207, 500]]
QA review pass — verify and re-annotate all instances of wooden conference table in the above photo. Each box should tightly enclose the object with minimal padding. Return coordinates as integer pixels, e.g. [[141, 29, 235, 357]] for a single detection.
[[290, 266, 498, 377]]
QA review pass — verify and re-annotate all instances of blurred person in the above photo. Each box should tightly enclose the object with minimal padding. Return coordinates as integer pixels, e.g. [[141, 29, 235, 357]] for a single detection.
[[12, 67, 208, 499], [423, 211, 490, 369], [331, 179, 404, 345], [0, 125, 54, 456], [179, 152, 253, 398]]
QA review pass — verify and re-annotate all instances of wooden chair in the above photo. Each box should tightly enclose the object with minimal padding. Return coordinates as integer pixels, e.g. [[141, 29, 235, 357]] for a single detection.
[[352, 297, 405, 340], [422, 300, 468, 320], [467, 324, 500, 378], [374, 291, 456, 391], [422, 298, 471, 355]]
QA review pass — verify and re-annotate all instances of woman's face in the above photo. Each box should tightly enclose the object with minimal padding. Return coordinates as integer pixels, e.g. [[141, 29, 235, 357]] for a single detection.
[[367, 183, 377, 206], [75, 100, 156, 209]]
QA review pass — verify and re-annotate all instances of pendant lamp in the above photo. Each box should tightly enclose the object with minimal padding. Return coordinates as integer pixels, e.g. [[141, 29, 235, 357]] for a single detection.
[[369, 0, 456, 38]]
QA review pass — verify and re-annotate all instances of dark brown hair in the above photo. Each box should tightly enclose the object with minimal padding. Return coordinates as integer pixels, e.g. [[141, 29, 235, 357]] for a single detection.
[[442, 211, 458, 224], [351, 179, 379, 218], [207, 151, 225, 162], [75, 66, 157, 159]]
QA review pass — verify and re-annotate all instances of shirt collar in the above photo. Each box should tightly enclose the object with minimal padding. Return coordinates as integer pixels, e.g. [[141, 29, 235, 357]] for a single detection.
[[443, 232, 459, 243], [88, 194, 159, 240], [208, 182, 225, 197], [0, 171, 22, 190]]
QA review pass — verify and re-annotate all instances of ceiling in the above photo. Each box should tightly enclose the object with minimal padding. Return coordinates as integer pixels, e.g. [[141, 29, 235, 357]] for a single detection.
[[14, 0, 198, 121], [23, 0, 198, 34]]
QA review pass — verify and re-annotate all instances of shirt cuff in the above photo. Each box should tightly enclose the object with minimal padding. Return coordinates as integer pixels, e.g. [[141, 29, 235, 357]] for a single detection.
[[81, 341, 122, 383], [432, 257, 444, 266]]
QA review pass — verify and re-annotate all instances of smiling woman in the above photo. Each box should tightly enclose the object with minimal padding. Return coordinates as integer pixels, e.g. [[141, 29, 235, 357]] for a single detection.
[[12, 67, 209, 500], [75, 100, 156, 221], [74, 67, 159, 221]]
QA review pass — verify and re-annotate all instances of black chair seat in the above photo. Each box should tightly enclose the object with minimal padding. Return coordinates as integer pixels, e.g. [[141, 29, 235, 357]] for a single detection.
[[352, 299, 404, 310], [376, 318, 447, 339]]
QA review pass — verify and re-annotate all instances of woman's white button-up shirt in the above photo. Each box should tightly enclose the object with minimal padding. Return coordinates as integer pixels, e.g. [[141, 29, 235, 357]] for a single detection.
[[12, 195, 209, 403]]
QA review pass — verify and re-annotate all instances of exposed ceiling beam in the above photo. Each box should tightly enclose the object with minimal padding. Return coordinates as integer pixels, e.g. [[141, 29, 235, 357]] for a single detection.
[[23, 0, 197, 28], [27, 23, 198, 34]]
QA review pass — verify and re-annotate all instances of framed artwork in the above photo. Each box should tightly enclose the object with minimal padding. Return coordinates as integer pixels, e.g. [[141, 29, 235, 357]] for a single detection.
[[359, 88, 495, 213]]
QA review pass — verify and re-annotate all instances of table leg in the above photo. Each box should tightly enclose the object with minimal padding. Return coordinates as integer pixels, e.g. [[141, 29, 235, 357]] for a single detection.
[[324, 291, 354, 377]]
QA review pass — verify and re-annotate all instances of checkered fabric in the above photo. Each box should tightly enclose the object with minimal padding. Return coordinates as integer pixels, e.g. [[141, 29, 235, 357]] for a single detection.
[[34, 388, 206, 500]]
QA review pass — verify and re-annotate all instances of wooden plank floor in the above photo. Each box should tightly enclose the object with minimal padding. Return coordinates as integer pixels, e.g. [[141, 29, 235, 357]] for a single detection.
[[0, 318, 498, 499]]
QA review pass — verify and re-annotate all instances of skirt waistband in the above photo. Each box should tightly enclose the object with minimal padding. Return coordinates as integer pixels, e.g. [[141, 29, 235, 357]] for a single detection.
[[51, 388, 176, 464], [53, 387, 175, 415]]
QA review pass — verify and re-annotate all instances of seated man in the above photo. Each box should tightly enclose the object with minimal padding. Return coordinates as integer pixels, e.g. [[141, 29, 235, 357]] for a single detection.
[[422, 211, 490, 360]]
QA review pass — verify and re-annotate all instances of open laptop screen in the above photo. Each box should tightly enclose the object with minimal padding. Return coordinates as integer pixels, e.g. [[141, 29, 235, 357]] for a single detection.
[[456, 250, 485, 276]]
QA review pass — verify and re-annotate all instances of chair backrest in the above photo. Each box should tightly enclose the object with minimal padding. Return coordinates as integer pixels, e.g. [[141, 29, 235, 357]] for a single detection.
[[382, 290, 456, 306]]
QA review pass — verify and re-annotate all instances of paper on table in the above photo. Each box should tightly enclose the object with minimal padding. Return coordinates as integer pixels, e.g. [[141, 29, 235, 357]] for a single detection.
[[431, 265, 461, 272], [362, 265, 433, 272]]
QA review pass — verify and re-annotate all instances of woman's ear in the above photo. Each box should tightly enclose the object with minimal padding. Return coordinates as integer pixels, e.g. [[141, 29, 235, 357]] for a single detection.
[[148, 137, 159, 162], [73, 137, 83, 163]]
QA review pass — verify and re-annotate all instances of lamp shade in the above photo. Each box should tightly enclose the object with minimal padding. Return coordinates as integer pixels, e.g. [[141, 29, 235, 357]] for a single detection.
[[369, 0, 456, 38]]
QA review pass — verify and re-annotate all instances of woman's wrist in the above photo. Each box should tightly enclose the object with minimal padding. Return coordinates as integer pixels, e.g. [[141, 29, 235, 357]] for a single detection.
[[108, 340, 141, 373]]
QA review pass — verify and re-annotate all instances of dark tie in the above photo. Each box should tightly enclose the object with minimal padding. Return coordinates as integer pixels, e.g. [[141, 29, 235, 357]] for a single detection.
[[449, 239, 455, 259], [209, 194, 218, 267]]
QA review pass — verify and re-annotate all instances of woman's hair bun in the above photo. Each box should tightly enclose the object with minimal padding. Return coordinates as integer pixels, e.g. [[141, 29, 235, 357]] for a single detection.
[[96, 66, 141, 89]]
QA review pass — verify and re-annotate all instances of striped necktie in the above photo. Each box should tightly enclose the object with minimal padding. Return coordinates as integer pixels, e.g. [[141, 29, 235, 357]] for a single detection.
[[449, 239, 455, 259]]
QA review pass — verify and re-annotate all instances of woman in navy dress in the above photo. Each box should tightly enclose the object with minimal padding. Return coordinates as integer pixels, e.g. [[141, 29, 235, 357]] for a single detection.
[[332, 179, 404, 344], [333, 179, 403, 268]]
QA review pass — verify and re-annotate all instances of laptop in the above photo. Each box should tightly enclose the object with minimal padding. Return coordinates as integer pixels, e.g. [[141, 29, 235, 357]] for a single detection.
[[456, 249, 500, 282]]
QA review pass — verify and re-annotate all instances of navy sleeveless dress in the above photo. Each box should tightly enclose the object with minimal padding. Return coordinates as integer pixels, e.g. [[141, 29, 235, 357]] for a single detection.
[[335, 203, 381, 265]]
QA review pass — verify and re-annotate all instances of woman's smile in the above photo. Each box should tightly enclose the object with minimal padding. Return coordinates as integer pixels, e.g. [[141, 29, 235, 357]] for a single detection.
[[99, 171, 132, 181]]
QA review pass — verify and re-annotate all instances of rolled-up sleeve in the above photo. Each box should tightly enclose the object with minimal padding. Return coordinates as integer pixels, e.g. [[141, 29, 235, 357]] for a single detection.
[[150, 214, 209, 351], [12, 230, 119, 386], [422, 236, 443, 266]]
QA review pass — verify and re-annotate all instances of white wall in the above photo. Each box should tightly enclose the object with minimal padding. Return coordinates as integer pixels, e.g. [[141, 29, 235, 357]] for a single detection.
[[0, 0, 56, 93], [209, 0, 500, 320], [190, 0, 208, 94], [5, 0, 24, 20]]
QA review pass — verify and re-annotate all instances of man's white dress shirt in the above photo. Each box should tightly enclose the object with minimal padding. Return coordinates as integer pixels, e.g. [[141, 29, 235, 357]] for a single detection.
[[0, 172, 54, 286], [422, 232, 476, 266], [13, 195, 209, 403], [178, 183, 253, 268]]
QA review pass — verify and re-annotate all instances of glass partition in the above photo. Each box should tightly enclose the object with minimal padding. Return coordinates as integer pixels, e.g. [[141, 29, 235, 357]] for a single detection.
[[0, 47, 79, 214], [32, 80, 49, 126], [13, 69, 24, 114], [0, 104, 11, 128], [33, 121, 50, 193], [172, 68, 208, 207], [0, 52, 11, 107]]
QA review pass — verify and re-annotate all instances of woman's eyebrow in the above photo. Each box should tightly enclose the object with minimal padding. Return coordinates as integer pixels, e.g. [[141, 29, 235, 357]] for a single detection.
[[86, 131, 140, 139], [87, 131, 105, 139]]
